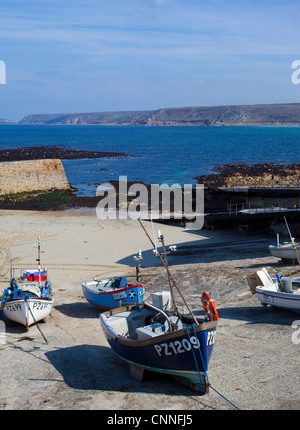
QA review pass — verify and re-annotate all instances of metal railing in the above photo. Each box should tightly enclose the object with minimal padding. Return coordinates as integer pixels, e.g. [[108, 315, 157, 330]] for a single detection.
[[227, 199, 300, 216], [231, 179, 300, 190]]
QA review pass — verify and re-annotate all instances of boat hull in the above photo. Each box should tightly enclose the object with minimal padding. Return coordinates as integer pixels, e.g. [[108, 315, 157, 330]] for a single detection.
[[82, 283, 144, 310], [256, 287, 300, 314], [100, 306, 217, 393], [2, 297, 53, 328], [269, 245, 300, 261]]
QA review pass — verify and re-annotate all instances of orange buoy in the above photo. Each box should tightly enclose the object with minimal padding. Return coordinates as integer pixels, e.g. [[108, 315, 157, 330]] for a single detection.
[[201, 292, 218, 321]]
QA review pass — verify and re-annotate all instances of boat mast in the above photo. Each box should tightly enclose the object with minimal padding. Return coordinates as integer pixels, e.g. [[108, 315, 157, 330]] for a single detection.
[[36, 236, 41, 286], [138, 218, 199, 325], [157, 230, 177, 312], [133, 249, 143, 282]]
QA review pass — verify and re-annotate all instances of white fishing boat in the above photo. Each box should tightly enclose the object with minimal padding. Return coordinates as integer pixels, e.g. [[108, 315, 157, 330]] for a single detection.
[[269, 218, 300, 263], [1, 237, 54, 330], [247, 268, 300, 314], [2, 280, 53, 328], [269, 242, 300, 261]]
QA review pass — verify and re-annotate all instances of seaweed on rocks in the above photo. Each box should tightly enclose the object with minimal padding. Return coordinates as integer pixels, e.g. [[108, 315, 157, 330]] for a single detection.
[[0, 146, 136, 162], [0, 189, 75, 210], [195, 162, 300, 188], [213, 162, 300, 178]]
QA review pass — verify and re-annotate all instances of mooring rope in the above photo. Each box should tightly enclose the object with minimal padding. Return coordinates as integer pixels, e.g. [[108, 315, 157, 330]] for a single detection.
[[187, 324, 240, 410], [25, 297, 48, 344]]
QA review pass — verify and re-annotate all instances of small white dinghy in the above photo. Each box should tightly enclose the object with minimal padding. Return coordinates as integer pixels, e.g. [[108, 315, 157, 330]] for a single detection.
[[247, 268, 300, 314], [268, 240, 300, 262], [269, 219, 300, 263]]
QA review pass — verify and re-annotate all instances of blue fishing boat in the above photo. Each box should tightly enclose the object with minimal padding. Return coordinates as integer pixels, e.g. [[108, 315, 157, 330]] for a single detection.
[[99, 220, 218, 394], [100, 292, 217, 394], [82, 277, 144, 310]]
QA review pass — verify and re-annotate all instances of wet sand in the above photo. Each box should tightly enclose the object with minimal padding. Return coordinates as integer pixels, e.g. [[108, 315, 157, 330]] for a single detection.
[[0, 209, 299, 411]]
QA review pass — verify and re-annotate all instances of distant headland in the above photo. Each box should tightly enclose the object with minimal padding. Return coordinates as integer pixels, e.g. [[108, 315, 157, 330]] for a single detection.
[[2, 103, 300, 126]]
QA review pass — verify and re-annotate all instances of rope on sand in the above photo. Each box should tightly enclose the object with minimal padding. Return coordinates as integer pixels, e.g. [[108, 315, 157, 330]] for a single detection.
[[187, 324, 240, 410]]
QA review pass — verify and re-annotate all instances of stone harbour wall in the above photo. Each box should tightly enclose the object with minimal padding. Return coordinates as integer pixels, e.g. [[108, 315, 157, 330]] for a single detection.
[[0, 159, 70, 195]]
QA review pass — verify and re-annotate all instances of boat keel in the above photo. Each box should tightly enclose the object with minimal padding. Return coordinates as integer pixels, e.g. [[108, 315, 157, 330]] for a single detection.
[[130, 364, 145, 382]]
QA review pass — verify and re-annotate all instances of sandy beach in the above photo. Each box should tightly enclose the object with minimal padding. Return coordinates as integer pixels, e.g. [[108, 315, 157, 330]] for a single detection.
[[0, 208, 299, 411]]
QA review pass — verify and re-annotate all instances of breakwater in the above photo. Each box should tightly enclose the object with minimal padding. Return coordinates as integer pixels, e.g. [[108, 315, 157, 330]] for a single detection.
[[0, 159, 70, 195]]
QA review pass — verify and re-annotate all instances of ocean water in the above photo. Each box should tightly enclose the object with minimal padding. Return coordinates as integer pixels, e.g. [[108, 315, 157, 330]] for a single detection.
[[0, 125, 300, 196]]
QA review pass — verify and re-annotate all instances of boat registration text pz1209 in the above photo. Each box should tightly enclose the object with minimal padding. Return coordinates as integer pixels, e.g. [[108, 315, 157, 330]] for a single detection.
[[154, 331, 216, 357]]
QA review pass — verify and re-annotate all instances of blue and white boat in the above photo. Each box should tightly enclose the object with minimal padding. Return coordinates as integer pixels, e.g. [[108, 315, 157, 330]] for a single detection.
[[100, 291, 217, 394], [100, 222, 218, 394], [1, 277, 53, 329], [82, 277, 144, 310], [1, 237, 53, 329]]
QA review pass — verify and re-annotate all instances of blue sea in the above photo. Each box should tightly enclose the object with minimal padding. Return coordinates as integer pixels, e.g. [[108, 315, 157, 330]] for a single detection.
[[0, 125, 300, 196]]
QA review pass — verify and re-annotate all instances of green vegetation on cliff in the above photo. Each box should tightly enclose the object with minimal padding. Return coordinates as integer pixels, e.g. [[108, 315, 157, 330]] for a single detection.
[[18, 103, 300, 126]]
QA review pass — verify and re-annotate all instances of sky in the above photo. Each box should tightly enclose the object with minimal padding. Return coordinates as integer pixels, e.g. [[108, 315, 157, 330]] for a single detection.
[[0, 0, 299, 120]]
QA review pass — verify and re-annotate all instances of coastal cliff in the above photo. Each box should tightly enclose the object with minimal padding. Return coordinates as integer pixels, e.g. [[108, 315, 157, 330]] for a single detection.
[[17, 103, 300, 126]]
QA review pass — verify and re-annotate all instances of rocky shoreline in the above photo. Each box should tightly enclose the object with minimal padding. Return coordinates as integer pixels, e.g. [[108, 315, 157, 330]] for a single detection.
[[195, 162, 300, 188], [0, 146, 136, 162], [1, 157, 300, 213]]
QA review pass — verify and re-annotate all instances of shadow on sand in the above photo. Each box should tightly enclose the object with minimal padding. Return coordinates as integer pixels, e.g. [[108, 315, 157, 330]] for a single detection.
[[115, 223, 273, 268], [45, 344, 192, 395], [218, 304, 297, 326], [54, 302, 99, 319]]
